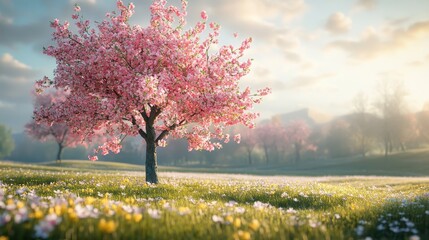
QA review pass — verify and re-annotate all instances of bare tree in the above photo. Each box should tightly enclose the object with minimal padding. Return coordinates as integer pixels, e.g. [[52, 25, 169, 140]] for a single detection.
[[374, 80, 408, 157], [351, 92, 371, 157]]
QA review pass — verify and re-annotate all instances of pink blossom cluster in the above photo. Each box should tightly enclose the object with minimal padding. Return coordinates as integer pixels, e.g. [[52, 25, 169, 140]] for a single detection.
[[35, 0, 269, 158], [285, 120, 317, 151], [26, 90, 86, 149]]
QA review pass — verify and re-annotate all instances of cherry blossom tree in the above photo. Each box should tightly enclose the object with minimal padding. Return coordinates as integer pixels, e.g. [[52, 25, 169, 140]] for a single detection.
[[26, 90, 85, 163], [284, 120, 315, 163], [35, 1, 269, 183], [234, 126, 257, 165], [256, 122, 280, 165]]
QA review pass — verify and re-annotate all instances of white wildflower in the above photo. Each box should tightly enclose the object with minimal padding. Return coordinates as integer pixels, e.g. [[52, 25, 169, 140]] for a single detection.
[[34, 213, 62, 239], [147, 209, 161, 219], [212, 215, 224, 223]]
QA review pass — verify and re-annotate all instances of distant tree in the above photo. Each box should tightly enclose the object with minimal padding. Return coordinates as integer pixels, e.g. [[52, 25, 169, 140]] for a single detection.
[[256, 123, 278, 165], [374, 81, 408, 157], [35, 1, 269, 183], [284, 120, 315, 163], [325, 120, 355, 158], [308, 125, 329, 158], [270, 116, 288, 163], [0, 124, 14, 159], [351, 93, 373, 157], [417, 110, 429, 144], [396, 113, 419, 149], [236, 126, 257, 165], [26, 90, 85, 163]]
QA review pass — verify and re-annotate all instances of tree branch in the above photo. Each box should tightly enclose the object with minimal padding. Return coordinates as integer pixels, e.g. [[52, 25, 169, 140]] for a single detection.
[[155, 119, 187, 143], [68, 35, 83, 46], [131, 115, 147, 140], [148, 105, 162, 125], [138, 129, 148, 141], [141, 105, 149, 122]]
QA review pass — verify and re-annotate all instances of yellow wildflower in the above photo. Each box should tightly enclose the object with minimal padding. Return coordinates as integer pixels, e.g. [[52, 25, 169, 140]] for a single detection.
[[158, 199, 166, 206], [101, 198, 109, 206], [233, 230, 251, 240], [68, 198, 75, 207], [125, 197, 135, 205], [103, 207, 111, 215], [16, 201, 25, 209], [98, 218, 117, 234], [85, 197, 95, 205], [0, 236, 9, 240], [233, 218, 242, 228], [33, 208, 44, 219], [133, 213, 143, 223], [178, 206, 191, 215], [54, 205, 66, 215], [225, 215, 234, 223], [67, 208, 78, 222], [6, 199, 14, 207], [197, 203, 207, 210], [248, 219, 260, 231]]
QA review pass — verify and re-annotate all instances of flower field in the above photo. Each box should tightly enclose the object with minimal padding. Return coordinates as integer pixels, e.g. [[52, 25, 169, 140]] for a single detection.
[[0, 162, 428, 239]]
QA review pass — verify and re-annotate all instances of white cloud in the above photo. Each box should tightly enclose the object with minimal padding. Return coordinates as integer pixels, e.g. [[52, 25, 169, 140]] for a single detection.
[[0, 100, 13, 109], [69, 0, 96, 5], [286, 73, 335, 90], [325, 12, 352, 34], [355, 0, 376, 11], [191, 0, 306, 47], [284, 51, 302, 63], [328, 20, 429, 59], [408, 53, 429, 67], [210, 0, 306, 24], [1, 53, 31, 70], [0, 13, 12, 24], [0, 53, 39, 104]]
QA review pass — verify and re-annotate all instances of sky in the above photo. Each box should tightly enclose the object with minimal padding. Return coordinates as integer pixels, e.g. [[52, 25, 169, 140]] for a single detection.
[[0, 0, 429, 133]]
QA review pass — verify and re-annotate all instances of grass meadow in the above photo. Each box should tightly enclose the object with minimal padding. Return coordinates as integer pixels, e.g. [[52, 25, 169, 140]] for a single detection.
[[0, 160, 429, 239]]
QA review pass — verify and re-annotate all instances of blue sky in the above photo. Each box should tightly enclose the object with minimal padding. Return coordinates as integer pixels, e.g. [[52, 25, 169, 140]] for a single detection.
[[1, 0, 429, 133]]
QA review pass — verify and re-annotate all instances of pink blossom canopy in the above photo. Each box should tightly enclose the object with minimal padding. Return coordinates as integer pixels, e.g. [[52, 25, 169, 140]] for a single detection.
[[35, 0, 269, 158]]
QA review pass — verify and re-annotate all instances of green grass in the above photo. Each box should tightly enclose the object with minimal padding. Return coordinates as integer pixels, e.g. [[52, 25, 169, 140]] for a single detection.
[[17, 148, 429, 177], [0, 161, 428, 239], [3, 147, 427, 178]]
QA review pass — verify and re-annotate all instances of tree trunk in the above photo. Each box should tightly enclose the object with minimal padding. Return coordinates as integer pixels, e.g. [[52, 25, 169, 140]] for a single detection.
[[263, 144, 269, 165], [56, 144, 63, 164], [400, 142, 406, 152], [361, 136, 366, 158], [247, 149, 252, 165], [145, 124, 159, 184], [384, 135, 389, 157]]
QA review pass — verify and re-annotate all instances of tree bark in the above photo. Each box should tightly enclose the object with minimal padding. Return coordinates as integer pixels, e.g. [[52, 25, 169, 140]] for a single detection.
[[263, 144, 269, 165], [246, 149, 252, 165], [384, 134, 389, 157], [145, 124, 159, 184], [56, 144, 63, 164], [361, 137, 366, 158]]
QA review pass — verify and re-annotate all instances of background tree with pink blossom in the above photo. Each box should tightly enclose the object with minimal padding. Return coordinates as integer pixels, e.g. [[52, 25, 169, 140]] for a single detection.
[[26, 90, 85, 163], [34, 0, 269, 183], [284, 120, 316, 163], [256, 122, 281, 165], [234, 126, 257, 165]]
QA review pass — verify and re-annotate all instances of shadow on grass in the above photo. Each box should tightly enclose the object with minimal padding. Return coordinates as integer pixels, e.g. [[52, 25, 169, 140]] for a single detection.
[[350, 194, 429, 240], [1, 175, 60, 186]]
